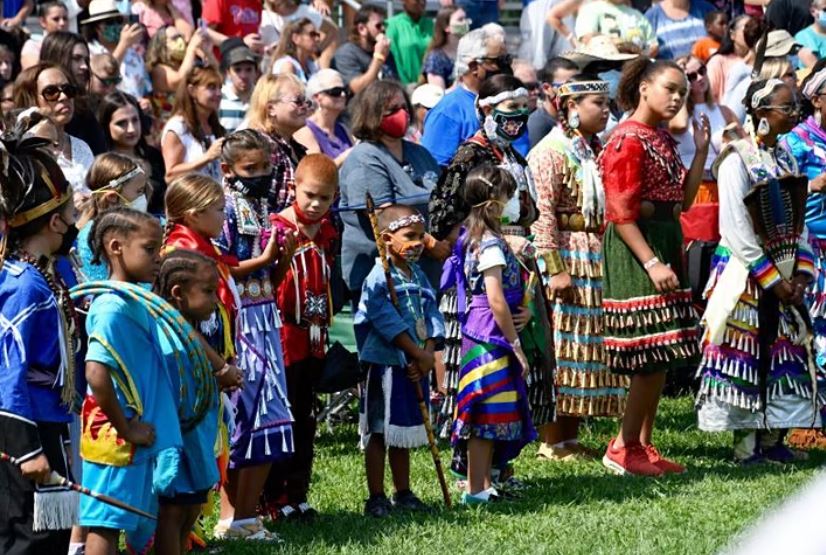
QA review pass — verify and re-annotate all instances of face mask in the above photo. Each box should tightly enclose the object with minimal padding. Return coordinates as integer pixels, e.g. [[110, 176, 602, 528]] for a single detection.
[[102, 22, 122, 44], [128, 193, 148, 213], [600, 70, 622, 99], [56, 216, 79, 256], [391, 237, 424, 262], [379, 108, 410, 139], [501, 194, 521, 225], [230, 172, 272, 199], [819, 10, 826, 27], [491, 107, 529, 141], [449, 20, 470, 36], [169, 37, 187, 62]]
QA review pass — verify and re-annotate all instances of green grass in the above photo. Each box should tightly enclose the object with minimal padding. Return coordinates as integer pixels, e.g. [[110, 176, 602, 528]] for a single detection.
[[210, 396, 824, 554]]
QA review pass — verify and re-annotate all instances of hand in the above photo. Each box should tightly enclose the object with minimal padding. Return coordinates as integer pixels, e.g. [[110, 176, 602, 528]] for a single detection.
[[279, 230, 298, 263], [811, 174, 826, 193], [138, 97, 153, 113], [20, 454, 51, 484], [243, 33, 264, 54], [312, 0, 332, 16], [512, 306, 532, 332], [647, 261, 679, 293], [123, 416, 156, 446], [205, 137, 225, 161], [692, 113, 711, 153], [426, 238, 451, 262], [547, 271, 572, 301], [513, 345, 530, 379], [217, 363, 243, 391], [189, 28, 208, 51], [374, 33, 391, 58], [119, 23, 144, 49], [262, 227, 280, 264], [773, 279, 795, 304], [790, 274, 810, 306], [411, 349, 436, 382]]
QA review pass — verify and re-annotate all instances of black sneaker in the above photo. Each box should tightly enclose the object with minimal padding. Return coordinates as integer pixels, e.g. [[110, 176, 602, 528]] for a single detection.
[[364, 494, 392, 518], [295, 502, 319, 522], [277, 504, 302, 522], [391, 490, 431, 512]]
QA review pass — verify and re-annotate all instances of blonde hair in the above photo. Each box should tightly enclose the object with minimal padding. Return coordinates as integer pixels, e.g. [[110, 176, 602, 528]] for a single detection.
[[165, 173, 224, 224], [248, 73, 305, 135], [759, 57, 793, 81], [86, 152, 141, 219], [90, 52, 118, 77]]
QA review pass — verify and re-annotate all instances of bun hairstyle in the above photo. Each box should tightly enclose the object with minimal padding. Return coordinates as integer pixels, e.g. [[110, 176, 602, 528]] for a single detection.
[[616, 57, 683, 112], [463, 163, 517, 245]]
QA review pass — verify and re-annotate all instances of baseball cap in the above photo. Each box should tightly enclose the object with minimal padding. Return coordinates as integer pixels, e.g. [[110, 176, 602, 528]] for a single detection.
[[411, 84, 444, 109]]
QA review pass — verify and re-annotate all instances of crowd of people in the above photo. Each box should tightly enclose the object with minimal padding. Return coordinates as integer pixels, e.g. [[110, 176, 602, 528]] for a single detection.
[[3, 0, 826, 553]]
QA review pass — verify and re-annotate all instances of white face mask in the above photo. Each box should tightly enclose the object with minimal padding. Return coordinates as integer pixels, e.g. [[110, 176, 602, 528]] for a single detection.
[[128, 193, 148, 213], [501, 194, 520, 225]]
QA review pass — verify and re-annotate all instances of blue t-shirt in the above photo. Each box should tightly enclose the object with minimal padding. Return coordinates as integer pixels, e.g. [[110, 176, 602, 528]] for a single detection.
[[645, 0, 714, 60], [421, 86, 480, 166], [795, 26, 826, 64]]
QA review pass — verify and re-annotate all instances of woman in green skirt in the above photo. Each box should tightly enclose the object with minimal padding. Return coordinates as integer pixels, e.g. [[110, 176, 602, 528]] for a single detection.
[[598, 57, 710, 477]]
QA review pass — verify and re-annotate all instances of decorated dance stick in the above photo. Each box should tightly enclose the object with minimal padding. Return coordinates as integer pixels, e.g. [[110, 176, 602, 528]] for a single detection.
[[365, 192, 452, 509], [0, 451, 157, 520]]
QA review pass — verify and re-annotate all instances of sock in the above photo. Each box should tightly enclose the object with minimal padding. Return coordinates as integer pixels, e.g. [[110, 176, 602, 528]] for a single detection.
[[67, 542, 85, 555], [232, 517, 257, 527], [467, 488, 494, 501], [551, 441, 567, 450]]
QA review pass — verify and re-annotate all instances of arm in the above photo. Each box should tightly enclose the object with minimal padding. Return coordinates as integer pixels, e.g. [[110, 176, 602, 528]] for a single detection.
[[347, 55, 385, 95], [317, 17, 339, 69], [2, 0, 33, 27], [427, 74, 447, 88], [168, 1, 195, 40], [683, 115, 711, 209], [161, 129, 223, 181], [798, 47, 818, 69], [112, 23, 144, 63], [483, 266, 529, 375], [529, 151, 570, 294], [293, 126, 322, 154], [547, 0, 582, 42]]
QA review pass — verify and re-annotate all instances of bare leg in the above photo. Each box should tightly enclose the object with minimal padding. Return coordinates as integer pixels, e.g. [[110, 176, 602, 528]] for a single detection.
[[219, 468, 238, 521], [85, 527, 119, 555], [466, 438, 494, 494], [388, 447, 410, 493], [640, 372, 667, 446], [540, 422, 566, 446], [562, 416, 580, 442], [180, 506, 202, 553], [235, 464, 272, 520], [365, 433, 387, 497], [434, 351, 446, 395], [615, 373, 664, 448], [156, 504, 185, 555]]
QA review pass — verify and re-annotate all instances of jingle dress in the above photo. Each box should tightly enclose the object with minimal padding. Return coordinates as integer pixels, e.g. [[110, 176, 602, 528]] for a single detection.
[[450, 232, 537, 464], [696, 138, 826, 431], [529, 126, 628, 416], [598, 120, 699, 374]]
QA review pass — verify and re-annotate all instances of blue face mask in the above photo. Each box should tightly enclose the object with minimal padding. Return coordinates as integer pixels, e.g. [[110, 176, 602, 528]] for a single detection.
[[819, 10, 826, 27], [600, 70, 622, 100]]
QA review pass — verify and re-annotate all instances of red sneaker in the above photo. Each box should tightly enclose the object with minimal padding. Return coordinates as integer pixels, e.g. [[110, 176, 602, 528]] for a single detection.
[[602, 439, 664, 477], [644, 444, 686, 474]]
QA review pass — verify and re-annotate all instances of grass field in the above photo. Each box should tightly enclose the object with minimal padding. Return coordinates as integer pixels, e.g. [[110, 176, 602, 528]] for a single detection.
[[210, 396, 824, 555]]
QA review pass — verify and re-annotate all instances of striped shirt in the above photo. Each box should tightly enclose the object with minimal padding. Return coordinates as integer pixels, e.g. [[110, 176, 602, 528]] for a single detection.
[[645, 1, 714, 60], [219, 81, 249, 133]]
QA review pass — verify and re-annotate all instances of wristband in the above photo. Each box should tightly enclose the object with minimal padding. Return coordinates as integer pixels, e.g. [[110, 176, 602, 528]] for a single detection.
[[373, 52, 386, 62], [542, 250, 566, 276], [643, 256, 660, 271]]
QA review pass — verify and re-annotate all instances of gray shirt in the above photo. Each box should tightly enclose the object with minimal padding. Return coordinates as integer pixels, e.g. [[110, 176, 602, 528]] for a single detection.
[[332, 42, 398, 88], [528, 105, 557, 149], [338, 140, 440, 292]]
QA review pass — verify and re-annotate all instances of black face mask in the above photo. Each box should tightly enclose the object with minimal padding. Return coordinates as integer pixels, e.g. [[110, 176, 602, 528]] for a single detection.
[[56, 216, 79, 257], [230, 172, 273, 199]]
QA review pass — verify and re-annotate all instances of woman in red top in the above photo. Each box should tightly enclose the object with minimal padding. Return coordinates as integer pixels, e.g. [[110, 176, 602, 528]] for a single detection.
[[599, 57, 710, 477]]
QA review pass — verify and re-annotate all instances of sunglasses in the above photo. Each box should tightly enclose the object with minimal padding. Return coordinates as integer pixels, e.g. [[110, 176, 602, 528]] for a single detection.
[[93, 72, 122, 86], [477, 54, 513, 67], [686, 65, 707, 82], [40, 83, 78, 102], [321, 86, 347, 97], [523, 81, 540, 91]]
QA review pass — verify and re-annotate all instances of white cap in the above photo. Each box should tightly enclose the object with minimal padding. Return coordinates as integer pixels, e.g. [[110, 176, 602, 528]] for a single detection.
[[411, 84, 444, 109]]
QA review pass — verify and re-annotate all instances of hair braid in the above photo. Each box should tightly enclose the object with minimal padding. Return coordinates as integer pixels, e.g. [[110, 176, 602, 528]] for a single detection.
[[89, 206, 157, 266]]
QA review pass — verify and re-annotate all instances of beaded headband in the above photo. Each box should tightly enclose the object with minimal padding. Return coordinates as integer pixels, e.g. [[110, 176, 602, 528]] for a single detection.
[[557, 80, 609, 98], [478, 88, 529, 107], [98, 165, 145, 191], [385, 213, 425, 232], [751, 79, 785, 109]]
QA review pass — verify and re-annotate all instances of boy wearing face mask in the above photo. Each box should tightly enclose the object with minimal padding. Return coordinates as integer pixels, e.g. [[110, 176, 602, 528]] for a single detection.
[[354, 204, 445, 518]]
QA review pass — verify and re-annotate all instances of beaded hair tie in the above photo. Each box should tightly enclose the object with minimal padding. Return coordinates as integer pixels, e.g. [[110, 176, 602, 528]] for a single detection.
[[385, 213, 425, 232]]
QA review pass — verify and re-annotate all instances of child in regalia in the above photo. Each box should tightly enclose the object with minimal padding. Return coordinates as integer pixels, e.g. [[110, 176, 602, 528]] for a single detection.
[[355, 204, 445, 518], [265, 153, 339, 520], [0, 123, 80, 554]]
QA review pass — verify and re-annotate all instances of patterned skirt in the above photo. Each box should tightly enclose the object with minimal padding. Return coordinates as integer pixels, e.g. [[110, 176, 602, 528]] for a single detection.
[[810, 238, 826, 366], [552, 230, 628, 416], [451, 337, 536, 464], [696, 247, 826, 431], [602, 217, 699, 375], [229, 299, 294, 469], [437, 288, 462, 438]]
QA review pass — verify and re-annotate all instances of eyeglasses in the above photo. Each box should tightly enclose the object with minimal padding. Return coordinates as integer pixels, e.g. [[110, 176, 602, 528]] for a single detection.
[[765, 103, 801, 116], [320, 86, 347, 97], [93, 72, 122, 86], [686, 65, 707, 83], [40, 83, 78, 101], [477, 54, 513, 67], [279, 95, 314, 109]]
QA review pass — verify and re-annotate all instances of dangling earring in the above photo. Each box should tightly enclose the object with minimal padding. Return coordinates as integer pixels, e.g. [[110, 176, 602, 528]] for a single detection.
[[816, 110, 823, 126], [568, 111, 580, 130], [757, 117, 770, 136]]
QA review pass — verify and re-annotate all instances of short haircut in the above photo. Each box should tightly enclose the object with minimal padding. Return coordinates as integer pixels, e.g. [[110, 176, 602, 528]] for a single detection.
[[454, 25, 504, 77], [295, 153, 339, 188], [90, 52, 118, 76], [538, 56, 579, 84], [378, 204, 421, 232], [351, 4, 385, 42], [705, 9, 725, 26], [39, 1, 67, 18], [351, 80, 412, 141]]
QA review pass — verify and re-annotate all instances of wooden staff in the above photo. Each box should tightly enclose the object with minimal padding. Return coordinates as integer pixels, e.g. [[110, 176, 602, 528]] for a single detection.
[[364, 192, 451, 508], [0, 451, 157, 520]]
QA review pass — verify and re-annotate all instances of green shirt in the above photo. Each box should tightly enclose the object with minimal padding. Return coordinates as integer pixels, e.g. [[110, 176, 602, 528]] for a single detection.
[[386, 12, 434, 85]]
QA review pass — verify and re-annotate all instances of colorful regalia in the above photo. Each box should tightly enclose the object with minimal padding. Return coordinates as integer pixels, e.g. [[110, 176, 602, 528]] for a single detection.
[[598, 120, 699, 374], [448, 232, 537, 465], [530, 125, 628, 417], [216, 190, 293, 468], [78, 284, 183, 554], [696, 137, 826, 436], [355, 260, 446, 448]]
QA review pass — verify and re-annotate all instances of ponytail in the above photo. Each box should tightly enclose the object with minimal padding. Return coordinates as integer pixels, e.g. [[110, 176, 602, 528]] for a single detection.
[[616, 57, 683, 113]]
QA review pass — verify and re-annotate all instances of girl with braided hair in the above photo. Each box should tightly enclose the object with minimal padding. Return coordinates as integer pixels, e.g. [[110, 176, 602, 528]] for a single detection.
[[528, 74, 629, 462], [0, 111, 81, 555]]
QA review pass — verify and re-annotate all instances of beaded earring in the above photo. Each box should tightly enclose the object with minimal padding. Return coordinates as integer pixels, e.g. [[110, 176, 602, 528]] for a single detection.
[[568, 111, 580, 130], [757, 117, 770, 136]]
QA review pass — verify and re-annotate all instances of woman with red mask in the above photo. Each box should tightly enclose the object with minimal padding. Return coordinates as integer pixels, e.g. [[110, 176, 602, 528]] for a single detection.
[[338, 80, 442, 305]]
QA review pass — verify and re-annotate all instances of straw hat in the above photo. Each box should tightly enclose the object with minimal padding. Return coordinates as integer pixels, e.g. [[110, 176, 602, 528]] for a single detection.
[[561, 35, 637, 72], [81, 0, 122, 25]]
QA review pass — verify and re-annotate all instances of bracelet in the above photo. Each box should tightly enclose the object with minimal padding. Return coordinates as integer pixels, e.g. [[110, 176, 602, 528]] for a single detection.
[[214, 363, 231, 377], [510, 337, 522, 350], [542, 250, 566, 276], [373, 52, 386, 62], [643, 256, 660, 271]]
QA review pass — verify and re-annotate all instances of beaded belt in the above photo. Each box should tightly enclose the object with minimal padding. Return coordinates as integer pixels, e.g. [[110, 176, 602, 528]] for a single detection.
[[556, 212, 601, 232], [237, 278, 274, 300], [639, 201, 682, 222]]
